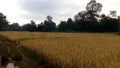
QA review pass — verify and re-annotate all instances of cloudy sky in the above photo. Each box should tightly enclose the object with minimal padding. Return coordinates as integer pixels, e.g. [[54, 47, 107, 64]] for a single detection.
[[0, 0, 120, 25]]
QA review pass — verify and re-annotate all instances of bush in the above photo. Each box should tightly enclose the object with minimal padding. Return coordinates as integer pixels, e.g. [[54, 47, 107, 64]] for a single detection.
[[1, 56, 9, 66], [12, 54, 22, 62]]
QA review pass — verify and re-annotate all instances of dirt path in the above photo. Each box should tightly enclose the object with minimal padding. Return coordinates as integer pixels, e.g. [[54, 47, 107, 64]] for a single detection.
[[6, 62, 17, 68], [0, 35, 43, 68]]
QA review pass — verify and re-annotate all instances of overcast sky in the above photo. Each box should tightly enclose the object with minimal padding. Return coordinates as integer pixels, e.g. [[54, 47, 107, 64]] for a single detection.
[[0, 0, 120, 25]]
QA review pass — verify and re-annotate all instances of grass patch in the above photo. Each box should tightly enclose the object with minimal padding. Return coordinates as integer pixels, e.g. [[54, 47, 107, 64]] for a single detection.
[[19, 46, 50, 68], [0, 35, 43, 68], [0, 35, 22, 67]]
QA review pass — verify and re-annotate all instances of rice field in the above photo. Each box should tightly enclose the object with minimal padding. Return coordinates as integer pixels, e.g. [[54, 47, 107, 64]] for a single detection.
[[1, 32, 120, 68]]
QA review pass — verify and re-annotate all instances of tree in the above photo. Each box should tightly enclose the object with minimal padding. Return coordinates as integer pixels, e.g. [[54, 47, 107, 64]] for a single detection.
[[58, 18, 75, 32], [58, 21, 67, 31], [22, 20, 37, 32], [30, 20, 37, 32], [43, 20, 56, 32], [86, 0, 102, 20], [73, 0, 102, 32], [100, 16, 119, 32], [74, 19, 84, 31], [0, 12, 9, 31], [75, 0, 102, 21], [43, 16, 56, 32], [22, 23, 31, 31], [66, 18, 75, 31], [47, 15, 53, 22], [9, 23, 21, 31], [37, 22, 44, 31]]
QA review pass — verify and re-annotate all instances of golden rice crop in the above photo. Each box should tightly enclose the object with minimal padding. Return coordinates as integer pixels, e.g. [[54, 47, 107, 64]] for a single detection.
[[1, 31, 120, 68]]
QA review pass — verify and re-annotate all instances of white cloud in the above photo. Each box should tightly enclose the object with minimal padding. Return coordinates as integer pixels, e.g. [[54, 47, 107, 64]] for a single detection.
[[18, 0, 89, 24], [0, 0, 30, 25]]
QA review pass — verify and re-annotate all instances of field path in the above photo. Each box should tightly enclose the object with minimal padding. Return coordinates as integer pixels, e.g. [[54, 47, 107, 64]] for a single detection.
[[0, 35, 43, 68]]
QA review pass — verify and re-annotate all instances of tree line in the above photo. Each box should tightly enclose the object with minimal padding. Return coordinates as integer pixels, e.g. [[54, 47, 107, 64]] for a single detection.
[[0, 12, 120, 32], [1, 0, 120, 32]]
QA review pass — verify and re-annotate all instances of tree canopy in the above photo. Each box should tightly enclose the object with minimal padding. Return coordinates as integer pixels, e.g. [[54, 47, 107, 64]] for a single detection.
[[0, 12, 9, 31], [0, 0, 120, 32]]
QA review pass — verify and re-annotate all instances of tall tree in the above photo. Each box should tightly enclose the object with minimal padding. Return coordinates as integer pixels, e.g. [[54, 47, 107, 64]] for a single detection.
[[75, 0, 102, 21], [30, 20, 37, 31], [37, 22, 44, 31], [0, 12, 9, 31], [58, 21, 67, 31], [43, 16, 56, 32], [66, 18, 74, 31]]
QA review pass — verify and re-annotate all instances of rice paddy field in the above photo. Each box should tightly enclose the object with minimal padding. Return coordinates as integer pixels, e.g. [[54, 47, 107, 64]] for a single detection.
[[0, 31, 120, 68]]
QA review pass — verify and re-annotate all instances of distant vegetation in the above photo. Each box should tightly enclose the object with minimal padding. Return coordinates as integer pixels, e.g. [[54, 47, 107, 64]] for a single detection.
[[0, 12, 119, 32], [0, 0, 120, 32]]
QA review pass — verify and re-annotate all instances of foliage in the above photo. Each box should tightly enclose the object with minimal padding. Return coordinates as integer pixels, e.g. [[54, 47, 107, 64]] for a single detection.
[[99, 17, 119, 32], [0, 12, 9, 31], [0, 0, 119, 32], [9, 23, 21, 31]]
